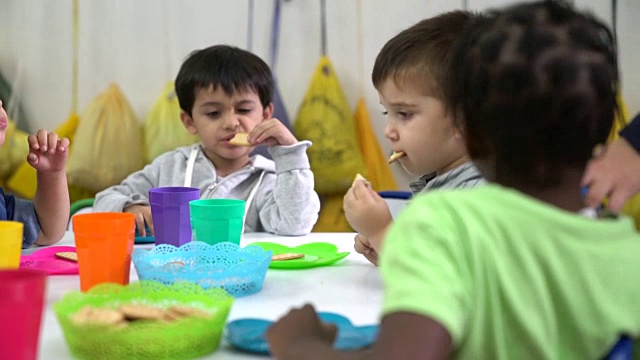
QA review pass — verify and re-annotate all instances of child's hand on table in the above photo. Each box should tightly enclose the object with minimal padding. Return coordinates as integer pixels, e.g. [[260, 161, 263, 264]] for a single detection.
[[27, 129, 69, 172], [266, 304, 337, 359], [354, 233, 379, 266], [124, 204, 153, 236]]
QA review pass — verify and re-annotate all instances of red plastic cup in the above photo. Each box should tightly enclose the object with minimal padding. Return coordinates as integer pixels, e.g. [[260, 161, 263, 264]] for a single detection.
[[0, 269, 46, 360], [72, 212, 135, 292]]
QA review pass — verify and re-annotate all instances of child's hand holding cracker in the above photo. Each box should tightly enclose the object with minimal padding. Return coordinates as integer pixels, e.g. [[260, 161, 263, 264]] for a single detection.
[[241, 118, 298, 147], [27, 129, 69, 173], [343, 174, 392, 245]]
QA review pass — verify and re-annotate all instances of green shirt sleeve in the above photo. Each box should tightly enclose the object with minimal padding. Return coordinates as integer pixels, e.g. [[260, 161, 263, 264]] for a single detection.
[[380, 194, 472, 346]]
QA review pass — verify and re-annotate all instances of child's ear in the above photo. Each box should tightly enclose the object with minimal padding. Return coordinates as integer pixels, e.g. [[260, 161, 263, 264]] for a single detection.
[[180, 111, 197, 135], [263, 102, 274, 120]]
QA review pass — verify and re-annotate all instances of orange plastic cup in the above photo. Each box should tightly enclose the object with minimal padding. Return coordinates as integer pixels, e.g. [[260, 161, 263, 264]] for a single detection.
[[72, 212, 135, 292], [0, 221, 24, 269]]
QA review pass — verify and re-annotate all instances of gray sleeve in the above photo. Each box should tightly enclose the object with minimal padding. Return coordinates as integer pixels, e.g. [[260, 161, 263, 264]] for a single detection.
[[13, 198, 40, 249], [255, 141, 320, 236], [93, 158, 163, 212]]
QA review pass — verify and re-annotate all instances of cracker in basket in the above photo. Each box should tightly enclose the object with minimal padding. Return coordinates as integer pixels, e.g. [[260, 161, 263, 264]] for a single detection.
[[55, 251, 78, 262], [229, 133, 251, 146], [272, 253, 305, 261], [119, 304, 166, 321], [388, 151, 406, 164], [166, 305, 211, 319], [72, 306, 125, 326]]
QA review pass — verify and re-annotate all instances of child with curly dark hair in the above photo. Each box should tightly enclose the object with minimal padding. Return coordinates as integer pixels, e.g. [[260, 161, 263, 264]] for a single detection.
[[266, 1, 640, 359]]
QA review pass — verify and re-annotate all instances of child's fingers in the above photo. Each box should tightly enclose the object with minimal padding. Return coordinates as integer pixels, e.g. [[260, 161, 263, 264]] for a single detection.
[[36, 129, 50, 151], [144, 212, 154, 236], [27, 134, 40, 150], [352, 181, 375, 201], [249, 120, 279, 143], [353, 234, 373, 255], [319, 321, 338, 344], [58, 137, 70, 151], [27, 152, 39, 166], [46, 132, 59, 153]]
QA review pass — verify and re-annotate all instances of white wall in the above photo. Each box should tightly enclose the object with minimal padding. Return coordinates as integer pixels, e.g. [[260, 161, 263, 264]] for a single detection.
[[0, 0, 638, 189]]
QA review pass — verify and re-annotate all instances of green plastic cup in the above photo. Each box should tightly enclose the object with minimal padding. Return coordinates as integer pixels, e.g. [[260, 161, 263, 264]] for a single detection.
[[189, 199, 246, 245]]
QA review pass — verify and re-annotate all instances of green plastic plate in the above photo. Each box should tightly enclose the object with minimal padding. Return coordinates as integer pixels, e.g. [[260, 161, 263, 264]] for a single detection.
[[251, 242, 350, 269]]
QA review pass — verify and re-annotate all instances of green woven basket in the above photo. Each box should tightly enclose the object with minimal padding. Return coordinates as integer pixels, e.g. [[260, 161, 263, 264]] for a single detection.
[[53, 281, 234, 360]]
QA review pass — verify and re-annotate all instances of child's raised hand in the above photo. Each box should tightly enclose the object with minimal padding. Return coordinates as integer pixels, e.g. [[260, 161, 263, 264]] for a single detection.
[[246, 118, 298, 147], [266, 304, 337, 359], [124, 204, 154, 236], [343, 179, 392, 240], [27, 129, 69, 172]]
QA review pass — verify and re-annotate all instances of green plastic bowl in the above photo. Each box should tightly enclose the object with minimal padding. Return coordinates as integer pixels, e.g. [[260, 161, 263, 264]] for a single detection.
[[53, 281, 234, 360]]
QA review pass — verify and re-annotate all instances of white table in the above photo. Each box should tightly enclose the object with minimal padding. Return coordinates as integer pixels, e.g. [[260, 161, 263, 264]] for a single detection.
[[28, 232, 384, 359]]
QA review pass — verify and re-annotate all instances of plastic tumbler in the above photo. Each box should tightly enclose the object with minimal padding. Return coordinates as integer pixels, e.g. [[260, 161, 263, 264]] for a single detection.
[[72, 212, 135, 292], [0, 268, 46, 360], [149, 187, 200, 247], [0, 221, 24, 269], [189, 199, 246, 245]]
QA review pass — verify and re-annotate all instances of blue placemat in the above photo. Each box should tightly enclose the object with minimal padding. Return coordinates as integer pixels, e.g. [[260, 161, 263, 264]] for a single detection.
[[226, 312, 378, 354]]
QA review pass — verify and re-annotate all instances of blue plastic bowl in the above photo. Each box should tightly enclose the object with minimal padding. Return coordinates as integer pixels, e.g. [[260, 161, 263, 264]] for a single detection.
[[132, 241, 272, 297]]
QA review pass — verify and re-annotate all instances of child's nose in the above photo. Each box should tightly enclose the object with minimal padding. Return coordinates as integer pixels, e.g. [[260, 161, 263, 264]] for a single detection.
[[383, 123, 396, 140], [222, 114, 241, 130]]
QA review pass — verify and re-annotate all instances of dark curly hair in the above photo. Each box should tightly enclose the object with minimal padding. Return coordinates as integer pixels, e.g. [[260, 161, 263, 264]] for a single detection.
[[454, 0, 618, 187]]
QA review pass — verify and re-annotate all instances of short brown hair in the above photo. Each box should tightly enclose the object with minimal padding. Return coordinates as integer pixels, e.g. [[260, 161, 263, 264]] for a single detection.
[[372, 11, 477, 116]]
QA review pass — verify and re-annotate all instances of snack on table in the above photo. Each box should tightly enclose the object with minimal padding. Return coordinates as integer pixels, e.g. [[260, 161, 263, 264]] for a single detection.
[[229, 133, 251, 146], [55, 252, 78, 262], [387, 151, 406, 164], [272, 253, 305, 261]]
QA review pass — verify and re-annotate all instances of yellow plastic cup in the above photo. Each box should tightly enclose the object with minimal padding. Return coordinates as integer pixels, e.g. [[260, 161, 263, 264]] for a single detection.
[[0, 221, 24, 269], [72, 212, 135, 292]]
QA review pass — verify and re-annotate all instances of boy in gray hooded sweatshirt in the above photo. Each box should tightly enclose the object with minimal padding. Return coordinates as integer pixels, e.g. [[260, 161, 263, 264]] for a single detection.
[[94, 45, 320, 236]]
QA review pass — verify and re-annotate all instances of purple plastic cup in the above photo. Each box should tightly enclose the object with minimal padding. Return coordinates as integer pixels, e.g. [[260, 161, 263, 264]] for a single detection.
[[149, 187, 200, 247]]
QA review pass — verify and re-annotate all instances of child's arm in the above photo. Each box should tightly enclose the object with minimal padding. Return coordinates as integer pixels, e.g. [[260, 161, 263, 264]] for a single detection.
[[266, 304, 451, 360], [28, 130, 70, 246], [246, 118, 320, 235]]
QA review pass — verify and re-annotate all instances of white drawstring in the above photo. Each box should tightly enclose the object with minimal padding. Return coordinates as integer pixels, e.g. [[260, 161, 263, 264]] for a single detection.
[[242, 170, 265, 233], [184, 147, 198, 187]]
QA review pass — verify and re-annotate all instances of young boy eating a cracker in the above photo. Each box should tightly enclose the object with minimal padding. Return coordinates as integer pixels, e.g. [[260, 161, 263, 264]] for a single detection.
[[343, 11, 485, 265], [94, 45, 320, 236]]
